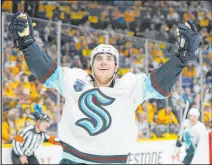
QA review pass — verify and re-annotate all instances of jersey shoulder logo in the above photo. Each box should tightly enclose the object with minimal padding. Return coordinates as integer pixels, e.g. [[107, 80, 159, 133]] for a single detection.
[[73, 79, 86, 92], [76, 88, 115, 136]]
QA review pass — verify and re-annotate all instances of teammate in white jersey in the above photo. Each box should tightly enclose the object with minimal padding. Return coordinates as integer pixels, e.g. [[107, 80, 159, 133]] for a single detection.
[[176, 108, 206, 164], [8, 11, 200, 164]]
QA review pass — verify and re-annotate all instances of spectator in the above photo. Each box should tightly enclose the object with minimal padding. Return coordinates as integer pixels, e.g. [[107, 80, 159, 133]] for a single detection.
[[167, 7, 179, 23], [151, 10, 165, 30], [203, 103, 212, 129], [157, 106, 179, 125], [138, 101, 156, 125], [98, 9, 110, 29], [111, 7, 125, 30], [204, 87, 212, 104], [171, 85, 182, 120], [71, 55, 83, 68], [182, 61, 197, 77], [2, 108, 20, 144], [183, 87, 194, 103], [135, 111, 150, 139], [151, 44, 165, 64], [140, 11, 151, 31], [123, 7, 136, 31], [183, 10, 196, 22], [3, 81, 16, 101], [61, 55, 72, 67], [192, 93, 201, 109], [52, 4, 61, 22], [156, 105, 179, 136], [168, 24, 178, 44], [21, 107, 36, 127], [156, 24, 169, 42], [134, 25, 143, 37], [149, 23, 157, 40]]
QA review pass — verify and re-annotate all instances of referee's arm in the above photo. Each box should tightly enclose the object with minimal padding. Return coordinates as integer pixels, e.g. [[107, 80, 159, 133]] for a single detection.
[[44, 132, 60, 145], [12, 125, 33, 156]]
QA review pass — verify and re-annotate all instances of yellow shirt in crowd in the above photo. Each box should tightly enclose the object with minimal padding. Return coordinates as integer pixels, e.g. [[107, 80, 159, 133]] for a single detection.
[[136, 103, 156, 123], [157, 108, 178, 125]]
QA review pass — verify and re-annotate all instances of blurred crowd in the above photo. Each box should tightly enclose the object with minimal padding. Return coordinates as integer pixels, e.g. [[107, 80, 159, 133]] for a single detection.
[[2, 1, 212, 143]]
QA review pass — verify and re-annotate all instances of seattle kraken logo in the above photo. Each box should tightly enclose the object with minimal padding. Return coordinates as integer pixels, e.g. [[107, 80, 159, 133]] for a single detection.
[[76, 88, 115, 136]]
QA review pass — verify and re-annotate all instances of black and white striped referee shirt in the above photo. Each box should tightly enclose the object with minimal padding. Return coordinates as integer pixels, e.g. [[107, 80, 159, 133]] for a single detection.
[[12, 125, 60, 156]]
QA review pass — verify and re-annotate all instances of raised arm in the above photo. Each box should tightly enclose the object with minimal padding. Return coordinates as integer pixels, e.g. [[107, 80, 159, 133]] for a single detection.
[[149, 20, 200, 97], [129, 21, 200, 106], [8, 12, 65, 97], [22, 42, 66, 96]]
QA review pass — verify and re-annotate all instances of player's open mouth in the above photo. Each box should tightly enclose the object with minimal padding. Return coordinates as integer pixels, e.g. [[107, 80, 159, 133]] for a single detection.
[[99, 68, 108, 70]]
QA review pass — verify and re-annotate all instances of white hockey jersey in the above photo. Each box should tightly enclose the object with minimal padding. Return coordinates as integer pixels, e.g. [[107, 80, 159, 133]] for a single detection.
[[179, 119, 206, 148], [44, 67, 164, 162]]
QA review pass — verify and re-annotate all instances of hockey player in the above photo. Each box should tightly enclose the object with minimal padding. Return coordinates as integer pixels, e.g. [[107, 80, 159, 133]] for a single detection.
[[8, 11, 200, 164], [11, 112, 60, 164], [175, 108, 206, 164]]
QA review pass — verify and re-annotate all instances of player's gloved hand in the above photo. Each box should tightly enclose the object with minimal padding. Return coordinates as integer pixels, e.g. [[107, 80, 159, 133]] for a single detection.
[[176, 139, 182, 147], [8, 11, 35, 50], [175, 20, 200, 63]]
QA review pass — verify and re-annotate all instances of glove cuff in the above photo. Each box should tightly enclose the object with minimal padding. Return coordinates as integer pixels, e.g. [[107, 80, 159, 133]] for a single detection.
[[174, 48, 189, 64], [14, 35, 35, 50]]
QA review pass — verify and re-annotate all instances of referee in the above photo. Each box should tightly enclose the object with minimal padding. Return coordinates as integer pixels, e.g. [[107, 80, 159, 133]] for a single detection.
[[11, 112, 60, 164]]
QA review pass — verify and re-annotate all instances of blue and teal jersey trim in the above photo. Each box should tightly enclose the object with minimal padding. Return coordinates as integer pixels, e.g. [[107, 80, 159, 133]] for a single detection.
[[143, 75, 165, 100], [43, 66, 65, 97], [44, 67, 164, 101]]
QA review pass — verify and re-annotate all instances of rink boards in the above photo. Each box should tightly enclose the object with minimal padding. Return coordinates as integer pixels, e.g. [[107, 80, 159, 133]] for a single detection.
[[2, 132, 211, 164]]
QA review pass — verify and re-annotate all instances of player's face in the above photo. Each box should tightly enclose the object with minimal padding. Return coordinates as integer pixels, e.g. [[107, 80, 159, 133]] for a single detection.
[[188, 115, 198, 124], [38, 120, 50, 132], [93, 53, 117, 85]]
